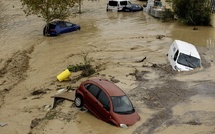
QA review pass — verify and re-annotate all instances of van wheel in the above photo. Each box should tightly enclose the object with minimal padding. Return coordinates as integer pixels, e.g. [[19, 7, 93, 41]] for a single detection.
[[75, 95, 83, 108]]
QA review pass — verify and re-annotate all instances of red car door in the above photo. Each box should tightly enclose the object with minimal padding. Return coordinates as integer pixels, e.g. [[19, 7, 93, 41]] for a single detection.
[[94, 90, 111, 122], [83, 84, 102, 118], [84, 84, 111, 121]]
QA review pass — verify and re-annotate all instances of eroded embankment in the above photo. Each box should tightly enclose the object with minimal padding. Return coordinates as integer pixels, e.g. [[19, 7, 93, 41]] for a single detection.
[[0, 46, 34, 108]]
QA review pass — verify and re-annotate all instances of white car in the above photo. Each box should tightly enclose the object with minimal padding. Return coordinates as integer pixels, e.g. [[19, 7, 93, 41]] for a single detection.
[[168, 40, 201, 71]]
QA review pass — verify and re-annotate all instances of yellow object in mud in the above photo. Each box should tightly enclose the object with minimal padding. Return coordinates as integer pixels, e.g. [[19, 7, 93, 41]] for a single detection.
[[57, 69, 71, 82]]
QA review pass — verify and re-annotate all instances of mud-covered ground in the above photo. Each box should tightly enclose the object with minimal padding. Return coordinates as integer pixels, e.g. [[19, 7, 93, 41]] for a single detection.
[[0, 0, 215, 134]]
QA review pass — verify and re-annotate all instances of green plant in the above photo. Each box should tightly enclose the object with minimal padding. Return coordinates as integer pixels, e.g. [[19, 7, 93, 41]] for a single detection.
[[67, 53, 95, 77], [20, 0, 79, 23], [67, 64, 83, 72], [162, 8, 174, 22], [172, 0, 212, 25]]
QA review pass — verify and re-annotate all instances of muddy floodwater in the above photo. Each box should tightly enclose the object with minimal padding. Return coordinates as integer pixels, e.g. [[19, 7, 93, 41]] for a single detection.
[[0, 0, 215, 134]]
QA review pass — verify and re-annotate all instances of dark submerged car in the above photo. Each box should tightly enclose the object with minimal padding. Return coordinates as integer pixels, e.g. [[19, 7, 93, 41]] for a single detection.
[[74, 78, 140, 128], [43, 20, 80, 36], [122, 4, 143, 12]]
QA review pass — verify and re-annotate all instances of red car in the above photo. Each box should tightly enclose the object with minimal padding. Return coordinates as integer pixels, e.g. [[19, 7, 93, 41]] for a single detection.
[[74, 78, 140, 128]]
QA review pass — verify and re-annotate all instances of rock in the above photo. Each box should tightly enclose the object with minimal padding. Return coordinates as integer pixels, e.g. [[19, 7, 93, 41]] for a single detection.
[[30, 118, 41, 129], [31, 90, 46, 95], [193, 27, 198, 30], [111, 78, 120, 83], [156, 35, 165, 39]]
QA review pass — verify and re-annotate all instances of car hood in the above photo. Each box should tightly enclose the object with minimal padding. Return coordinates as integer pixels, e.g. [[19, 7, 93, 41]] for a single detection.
[[113, 112, 140, 126], [74, 24, 80, 28]]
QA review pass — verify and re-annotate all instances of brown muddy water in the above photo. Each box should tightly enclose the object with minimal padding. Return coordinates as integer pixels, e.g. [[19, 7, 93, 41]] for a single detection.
[[0, 0, 215, 134]]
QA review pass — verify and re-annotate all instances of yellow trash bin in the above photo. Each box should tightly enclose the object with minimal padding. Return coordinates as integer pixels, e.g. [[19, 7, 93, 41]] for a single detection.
[[57, 69, 71, 82]]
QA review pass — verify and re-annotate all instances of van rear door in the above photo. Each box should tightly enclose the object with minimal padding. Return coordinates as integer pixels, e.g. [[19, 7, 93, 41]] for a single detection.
[[107, 1, 118, 11], [107, 0, 130, 11]]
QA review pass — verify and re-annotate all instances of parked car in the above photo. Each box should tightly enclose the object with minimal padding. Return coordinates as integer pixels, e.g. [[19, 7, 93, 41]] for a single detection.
[[168, 40, 201, 71], [107, 0, 130, 11], [107, 0, 142, 12], [74, 78, 140, 128], [43, 20, 80, 36], [122, 4, 143, 12]]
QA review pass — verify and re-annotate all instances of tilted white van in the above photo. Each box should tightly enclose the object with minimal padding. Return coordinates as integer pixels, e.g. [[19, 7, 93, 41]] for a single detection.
[[168, 40, 201, 71]]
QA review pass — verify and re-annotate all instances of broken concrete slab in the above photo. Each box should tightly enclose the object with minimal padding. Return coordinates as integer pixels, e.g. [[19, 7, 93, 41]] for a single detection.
[[51, 88, 75, 109]]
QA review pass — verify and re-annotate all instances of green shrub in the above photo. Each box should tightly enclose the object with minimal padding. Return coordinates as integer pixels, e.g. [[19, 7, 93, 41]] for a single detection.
[[67, 53, 95, 77], [172, 0, 212, 25], [162, 8, 175, 22]]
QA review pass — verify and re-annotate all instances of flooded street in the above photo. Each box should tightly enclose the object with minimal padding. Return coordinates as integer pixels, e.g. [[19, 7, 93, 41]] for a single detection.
[[0, 0, 215, 134]]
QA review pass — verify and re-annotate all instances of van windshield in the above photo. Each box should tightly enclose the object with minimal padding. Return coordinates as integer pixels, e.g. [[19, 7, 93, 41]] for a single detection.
[[177, 53, 201, 68], [111, 95, 134, 114]]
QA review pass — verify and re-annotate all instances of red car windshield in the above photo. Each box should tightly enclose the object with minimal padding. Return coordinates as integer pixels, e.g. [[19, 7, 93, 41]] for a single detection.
[[111, 95, 134, 114]]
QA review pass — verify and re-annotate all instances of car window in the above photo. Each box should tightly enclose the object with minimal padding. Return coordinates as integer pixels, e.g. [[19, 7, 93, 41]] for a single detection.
[[109, 1, 117, 6], [84, 83, 91, 89], [59, 22, 67, 28], [98, 90, 110, 108], [155, 1, 162, 6], [120, 1, 128, 6], [86, 84, 100, 98], [177, 53, 201, 68], [48, 24, 56, 29], [111, 95, 134, 114], [65, 22, 73, 27]]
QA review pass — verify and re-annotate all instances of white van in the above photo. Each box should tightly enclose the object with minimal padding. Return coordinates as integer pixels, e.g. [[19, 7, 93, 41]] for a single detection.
[[168, 40, 201, 71], [107, 0, 131, 11]]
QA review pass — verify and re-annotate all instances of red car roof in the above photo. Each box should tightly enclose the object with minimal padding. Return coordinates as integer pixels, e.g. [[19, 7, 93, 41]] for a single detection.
[[88, 79, 125, 96]]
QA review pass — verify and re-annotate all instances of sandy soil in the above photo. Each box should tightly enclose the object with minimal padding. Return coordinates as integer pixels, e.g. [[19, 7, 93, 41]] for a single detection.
[[0, 0, 215, 134]]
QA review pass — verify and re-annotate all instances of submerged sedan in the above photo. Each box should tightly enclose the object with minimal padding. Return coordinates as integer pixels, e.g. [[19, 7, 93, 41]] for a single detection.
[[74, 78, 140, 128], [43, 20, 80, 36], [122, 4, 143, 12]]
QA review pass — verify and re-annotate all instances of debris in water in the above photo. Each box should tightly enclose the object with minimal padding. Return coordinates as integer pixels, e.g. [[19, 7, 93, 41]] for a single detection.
[[0, 122, 7, 127]]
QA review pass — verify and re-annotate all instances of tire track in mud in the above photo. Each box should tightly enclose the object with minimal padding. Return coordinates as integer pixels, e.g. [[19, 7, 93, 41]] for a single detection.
[[131, 81, 196, 134], [128, 64, 197, 134], [0, 46, 34, 108], [129, 58, 215, 134]]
